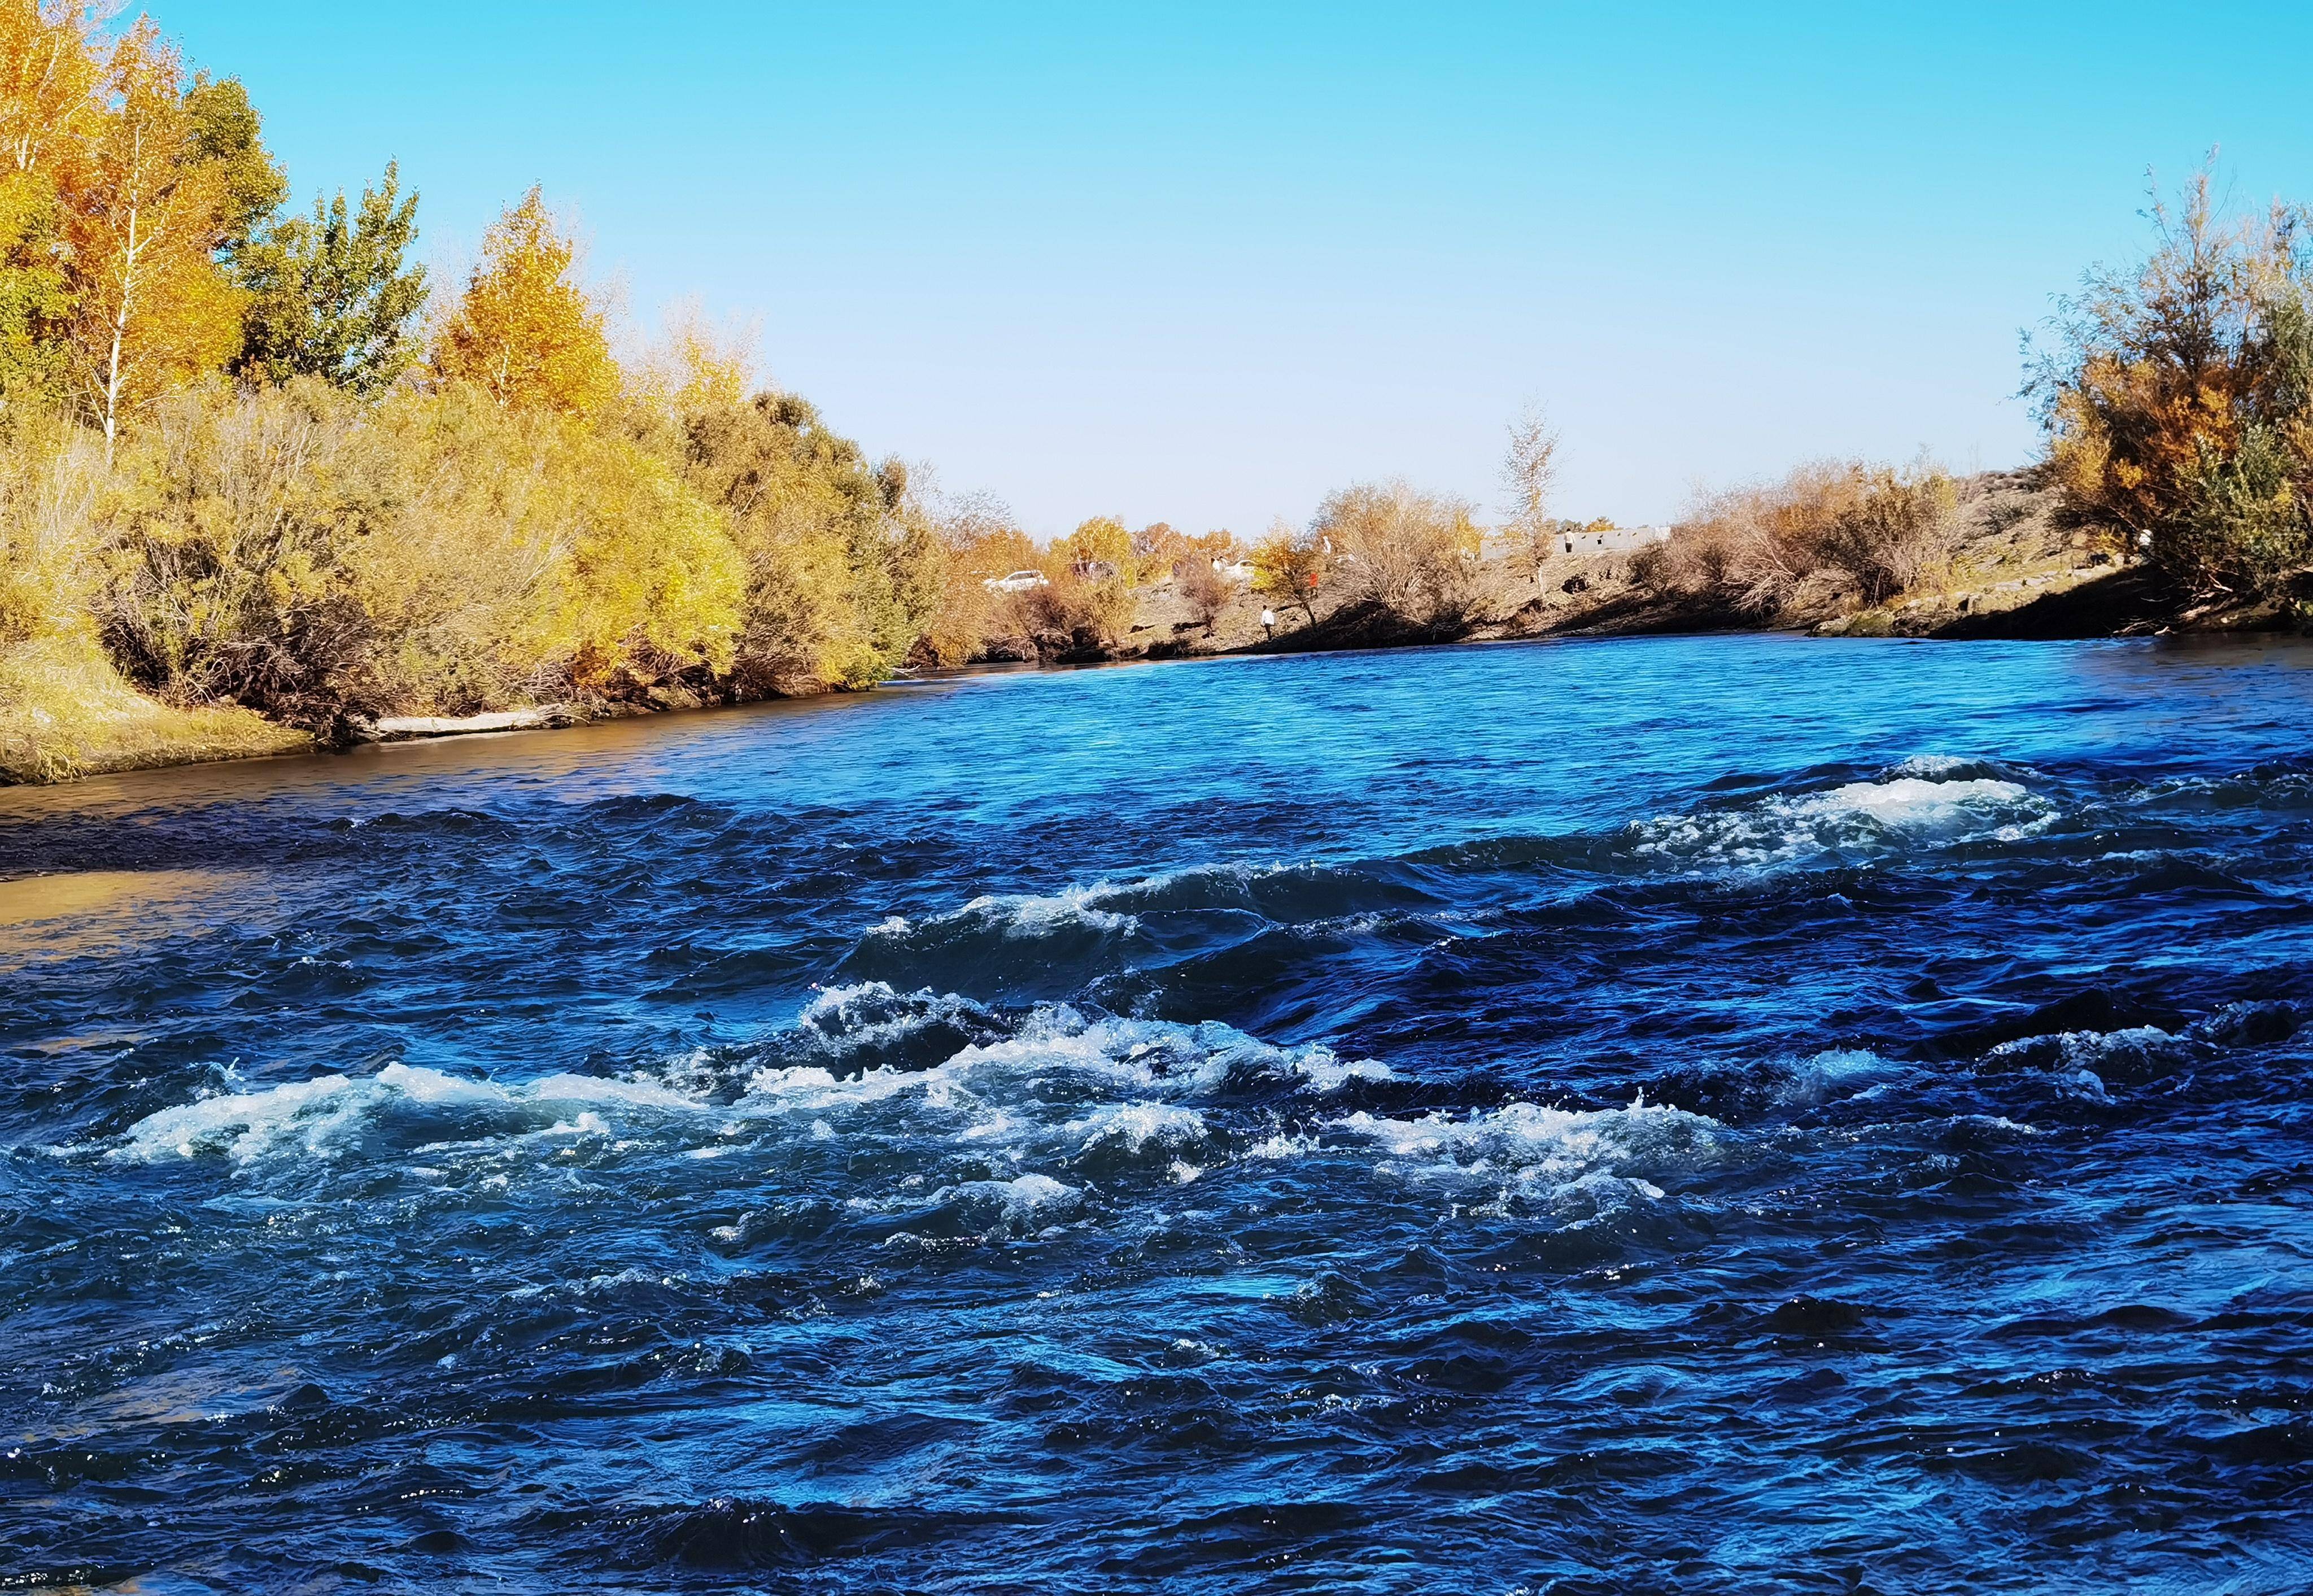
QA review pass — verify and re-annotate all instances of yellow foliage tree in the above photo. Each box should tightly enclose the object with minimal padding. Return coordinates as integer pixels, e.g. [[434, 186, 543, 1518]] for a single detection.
[[639, 299, 756, 419], [1251, 518, 1329, 624], [542, 429, 743, 689], [1058, 513, 1131, 576], [0, 0, 100, 179], [60, 20, 242, 456], [433, 187, 618, 417]]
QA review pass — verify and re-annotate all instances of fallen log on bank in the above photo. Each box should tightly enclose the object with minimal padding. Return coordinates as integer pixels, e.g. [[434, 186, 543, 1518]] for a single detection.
[[362, 705, 582, 742]]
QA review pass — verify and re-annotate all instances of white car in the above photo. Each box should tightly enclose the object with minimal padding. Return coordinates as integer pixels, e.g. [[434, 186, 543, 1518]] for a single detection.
[[983, 569, 1050, 594]]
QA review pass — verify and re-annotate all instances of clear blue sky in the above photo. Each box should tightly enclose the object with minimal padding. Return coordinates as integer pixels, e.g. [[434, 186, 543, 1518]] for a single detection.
[[161, 1, 2313, 537]]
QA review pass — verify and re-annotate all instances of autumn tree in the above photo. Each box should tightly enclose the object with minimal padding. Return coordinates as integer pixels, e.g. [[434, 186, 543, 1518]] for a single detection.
[[1180, 527, 1242, 570], [1130, 519, 1186, 582], [0, 1, 99, 176], [1058, 514, 1131, 577], [0, 0, 97, 404], [234, 163, 427, 393], [1251, 517, 1327, 624], [2030, 164, 2313, 595], [433, 188, 617, 417], [637, 299, 754, 418], [677, 389, 941, 691], [63, 21, 244, 457], [0, 153, 69, 402], [1313, 479, 1481, 628], [182, 72, 283, 260], [1502, 404, 1560, 586]]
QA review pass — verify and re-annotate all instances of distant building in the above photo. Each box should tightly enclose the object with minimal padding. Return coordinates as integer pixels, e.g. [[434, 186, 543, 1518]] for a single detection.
[[1560, 524, 1670, 557]]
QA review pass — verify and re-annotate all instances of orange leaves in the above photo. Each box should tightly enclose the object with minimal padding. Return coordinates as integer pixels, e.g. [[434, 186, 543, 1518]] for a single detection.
[[431, 188, 618, 418], [0, 0, 100, 180], [2033, 165, 2313, 588], [0, 10, 248, 434], [62, 20, 244, 448]]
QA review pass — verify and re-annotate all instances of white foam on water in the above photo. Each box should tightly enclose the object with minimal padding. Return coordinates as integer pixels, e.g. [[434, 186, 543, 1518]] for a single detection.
[[106, 1062, 710, 1166], [1633, 768, 2053, 868], [1331, 1093, 1720, 1210], [1774, 1048, 1900, 1107], [1067, 1101, 1210, 1154], [940, 885, 1141, 939], [1982, 1024, 2196, 1094], [792, 982, 989, 1057], [870, 859, 1308, 945], [97, 984, 1416, 1201], [985, 1171, 1077, 1214], [1293, 1052, 1395, 1092], [1987, 1024, 2177, 1067], [878, 1171, 1083, 1241]]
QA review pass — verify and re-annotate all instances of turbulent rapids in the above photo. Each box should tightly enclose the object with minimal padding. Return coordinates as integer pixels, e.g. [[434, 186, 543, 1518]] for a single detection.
[[5, 635, 2312, 1593]]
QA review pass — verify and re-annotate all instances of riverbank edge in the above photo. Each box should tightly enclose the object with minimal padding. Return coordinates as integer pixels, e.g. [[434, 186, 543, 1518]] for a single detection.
[[7, 563, 2301, 787]]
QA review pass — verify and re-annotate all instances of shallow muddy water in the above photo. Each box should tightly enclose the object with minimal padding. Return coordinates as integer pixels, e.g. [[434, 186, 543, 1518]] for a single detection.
[[3, 635, 2311, 1593]]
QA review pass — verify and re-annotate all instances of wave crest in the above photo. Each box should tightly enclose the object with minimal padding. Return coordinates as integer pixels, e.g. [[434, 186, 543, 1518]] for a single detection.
[[1631, 767, 2053, 868]]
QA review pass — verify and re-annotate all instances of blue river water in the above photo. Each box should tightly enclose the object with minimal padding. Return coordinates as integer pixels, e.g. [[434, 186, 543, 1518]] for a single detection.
[[3, 634, 2311, 1593]]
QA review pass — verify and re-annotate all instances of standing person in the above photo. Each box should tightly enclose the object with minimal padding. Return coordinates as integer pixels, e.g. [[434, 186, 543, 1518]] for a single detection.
[[1261, 606, 1276, 640]]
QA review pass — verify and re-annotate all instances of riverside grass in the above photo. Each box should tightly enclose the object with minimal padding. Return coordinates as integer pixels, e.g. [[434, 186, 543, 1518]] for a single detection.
[[0, 629, 308, 783]]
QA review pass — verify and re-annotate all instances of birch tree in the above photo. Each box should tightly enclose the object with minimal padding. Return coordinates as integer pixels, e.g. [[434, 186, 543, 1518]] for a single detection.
[[63, 21, 240, 458]]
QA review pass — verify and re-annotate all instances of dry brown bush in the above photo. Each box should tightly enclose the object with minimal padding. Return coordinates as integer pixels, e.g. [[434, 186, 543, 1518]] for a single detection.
[[1312, 480, 1481, 627], [1638, 460, 1956, 616], [1177, 560, 1228, 631]]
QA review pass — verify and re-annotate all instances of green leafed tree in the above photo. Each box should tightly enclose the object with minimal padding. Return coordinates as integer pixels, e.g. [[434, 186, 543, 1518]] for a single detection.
[[0, 168, 70, 404], [233, 163, 428, 394], [182, 73, 286, 260]]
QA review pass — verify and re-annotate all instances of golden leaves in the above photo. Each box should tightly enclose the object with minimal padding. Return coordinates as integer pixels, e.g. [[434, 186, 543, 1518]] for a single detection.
[[431, 188, 618, 418]]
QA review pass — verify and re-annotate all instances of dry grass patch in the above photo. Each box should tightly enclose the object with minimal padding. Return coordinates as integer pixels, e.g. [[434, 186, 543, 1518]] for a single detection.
[[0, 629, 308, 784]]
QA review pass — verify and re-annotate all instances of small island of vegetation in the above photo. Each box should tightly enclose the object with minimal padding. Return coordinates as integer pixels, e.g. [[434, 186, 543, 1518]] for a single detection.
[[2, 2, 2310, 782]]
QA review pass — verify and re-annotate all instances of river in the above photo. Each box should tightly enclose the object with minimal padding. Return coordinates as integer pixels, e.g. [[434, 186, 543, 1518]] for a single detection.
[[4, 634, 2310, 1593]]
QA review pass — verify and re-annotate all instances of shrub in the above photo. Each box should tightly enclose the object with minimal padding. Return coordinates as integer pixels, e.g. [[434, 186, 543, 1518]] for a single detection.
[[2030, 168, 2313, 596], [0, 407, 103, 648], [94, 380, 744, 720], [1023, 568, 1136, 649], [675, 390, 939, 694], [98, 379, 374, 716], [916, 503, 1036, 665], [1639, 460, 1954, 616], [1177, 559, 1228, 631], [1311, 480, 1481, 627]]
